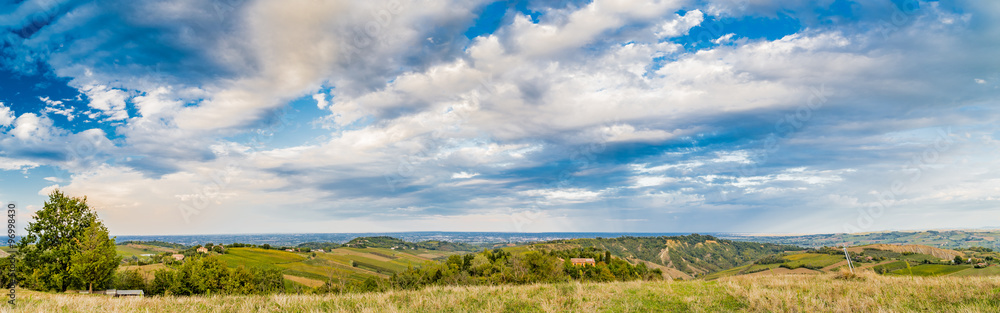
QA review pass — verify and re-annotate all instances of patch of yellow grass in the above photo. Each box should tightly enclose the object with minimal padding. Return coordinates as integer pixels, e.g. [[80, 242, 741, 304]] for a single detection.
[[282, 275, 325, 288]]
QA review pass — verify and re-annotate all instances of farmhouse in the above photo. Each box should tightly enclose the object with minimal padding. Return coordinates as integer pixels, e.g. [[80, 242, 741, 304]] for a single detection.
[[570, 258, 596, 266], [172, 254, 185, 261], [197, 246, 209, 253], [315, 249, 324, 252]]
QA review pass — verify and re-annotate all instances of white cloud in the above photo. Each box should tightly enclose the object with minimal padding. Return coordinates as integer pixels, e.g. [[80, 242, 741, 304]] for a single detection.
[[81, 85, 129, 121], [632, 175, 676, 188], [313, 93, 329, 110], [712, 33, 735, 44], [656, 9, 704, 38], [10, 113, 52, 141], [0, 156, 39, 171], [598, 124, 685, 143], [451, 171, 479, 179], [40, 96, 76, 121], [631, 161, 705, 174], [520, 188, 603, 204], [0, 103, 13, 127], [509, 0, 683, 57], [38, 184, 60, 196], [132, 87, 183, 118]]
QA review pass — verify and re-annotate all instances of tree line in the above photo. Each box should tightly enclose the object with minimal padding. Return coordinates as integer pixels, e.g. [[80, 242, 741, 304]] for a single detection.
[[385, 247, 663, 292]]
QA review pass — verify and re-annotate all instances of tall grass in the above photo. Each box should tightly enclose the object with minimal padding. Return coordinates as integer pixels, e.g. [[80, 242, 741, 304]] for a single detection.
[[4, 272, 999, 312]]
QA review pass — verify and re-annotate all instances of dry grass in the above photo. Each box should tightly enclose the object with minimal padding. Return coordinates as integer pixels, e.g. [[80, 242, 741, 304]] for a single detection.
[[3, 273, 999, 312], [723, 271, 1000, 312]]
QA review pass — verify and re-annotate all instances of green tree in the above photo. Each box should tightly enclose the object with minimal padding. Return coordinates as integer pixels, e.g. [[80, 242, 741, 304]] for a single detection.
[[69, 220, 121, 292], [17, 190, 99, 291]]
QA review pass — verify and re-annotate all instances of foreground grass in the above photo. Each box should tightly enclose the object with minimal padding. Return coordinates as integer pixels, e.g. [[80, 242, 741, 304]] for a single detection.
[[6, 273, 1000, 312]]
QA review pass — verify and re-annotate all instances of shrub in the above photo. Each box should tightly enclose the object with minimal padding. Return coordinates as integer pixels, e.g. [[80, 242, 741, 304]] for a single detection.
[[754, 255, 787, 265], [113, 269, 146, 290], [833, 269, 863, 281]]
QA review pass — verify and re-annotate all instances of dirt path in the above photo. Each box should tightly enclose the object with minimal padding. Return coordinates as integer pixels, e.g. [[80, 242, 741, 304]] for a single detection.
[[746, 267, 820, 276], [330, 248, 394, 262], [821, 260, 848, 272], [283, 275, 325, 288], [857, 260, 896, 270]]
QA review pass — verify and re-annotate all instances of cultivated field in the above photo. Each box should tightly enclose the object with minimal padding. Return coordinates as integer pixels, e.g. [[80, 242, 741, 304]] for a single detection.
[[212, 247, 441, 285], [7, 272, 1000, 312]]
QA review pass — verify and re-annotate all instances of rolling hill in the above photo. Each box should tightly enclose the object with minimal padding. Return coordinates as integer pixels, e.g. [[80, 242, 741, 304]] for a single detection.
[[531, 234, 804, 279], [119, 242, 464, 290], [733, 230, 1000, 250]]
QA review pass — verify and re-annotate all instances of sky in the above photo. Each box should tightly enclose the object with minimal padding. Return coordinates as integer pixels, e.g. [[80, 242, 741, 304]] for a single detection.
[[0, 0, 998, 236]]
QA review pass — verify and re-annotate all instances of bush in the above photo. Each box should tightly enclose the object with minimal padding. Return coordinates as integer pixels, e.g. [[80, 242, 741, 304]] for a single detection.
[[113, 270, 146, 290], [148, 257, 283, 296], [754, 255, 787, 265], [833, 269, 864, 281]]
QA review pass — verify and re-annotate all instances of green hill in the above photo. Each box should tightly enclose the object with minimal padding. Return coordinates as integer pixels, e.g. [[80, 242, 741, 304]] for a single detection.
[[535, 234, 804, 276]]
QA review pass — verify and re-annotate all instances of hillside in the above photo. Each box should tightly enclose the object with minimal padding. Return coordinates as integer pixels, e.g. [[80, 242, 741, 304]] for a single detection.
[[534, 234, 804, 278], [845, 244, 962, 260], [734, 230, 1000, 250], [15, 273, 1000, 312], [115, 242, 467, 293], [704, 243, 1000, 280]]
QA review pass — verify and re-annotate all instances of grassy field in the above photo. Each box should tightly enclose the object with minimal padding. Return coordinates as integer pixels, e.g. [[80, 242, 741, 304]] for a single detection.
[[889, 264, 972, 277], [951, 266, 1000, 277], [702, 253, 843, 280], [8, 272, 1000, 312], [779, 253, 844, 270], [209, 247, 438, 284], [116, 244, 177, 258]]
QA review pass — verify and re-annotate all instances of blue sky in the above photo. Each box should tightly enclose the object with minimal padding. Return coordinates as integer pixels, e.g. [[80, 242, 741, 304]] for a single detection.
[[1, 0, 998, 235]]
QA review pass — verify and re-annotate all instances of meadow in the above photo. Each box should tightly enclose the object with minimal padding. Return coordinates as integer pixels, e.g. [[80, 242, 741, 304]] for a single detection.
[[7, 272, 1000, 312]]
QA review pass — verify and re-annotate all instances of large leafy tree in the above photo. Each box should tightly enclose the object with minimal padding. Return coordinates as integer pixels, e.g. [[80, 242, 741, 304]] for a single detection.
[[70, 221, 120, 292], [16, 190, 104, 291]]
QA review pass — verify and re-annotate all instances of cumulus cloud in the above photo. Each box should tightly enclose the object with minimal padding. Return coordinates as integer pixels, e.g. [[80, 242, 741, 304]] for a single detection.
[[0, 103, 14, 127], [656, 9, 704, 38], [80, 85, 129, 121]]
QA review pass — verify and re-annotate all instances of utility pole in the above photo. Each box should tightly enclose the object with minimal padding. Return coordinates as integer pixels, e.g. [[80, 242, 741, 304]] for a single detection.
[[843, 245, 854, 273]]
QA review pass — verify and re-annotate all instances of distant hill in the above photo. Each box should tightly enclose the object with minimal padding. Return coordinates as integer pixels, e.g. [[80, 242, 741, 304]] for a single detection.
[[704, 242, 1000, 280], [345, 236, 482, 252], [534, 234, 804, 278], [728, 230, 1000, 250], [119, 240, 187, 250]]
